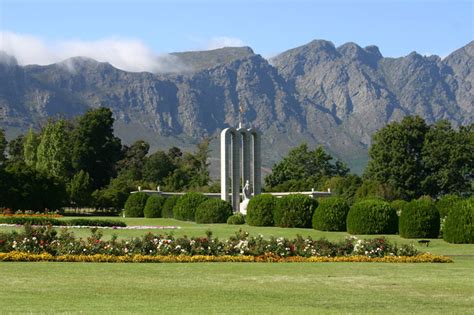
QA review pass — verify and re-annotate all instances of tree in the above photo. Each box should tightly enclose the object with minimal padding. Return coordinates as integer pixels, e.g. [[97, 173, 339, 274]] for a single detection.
[[23, 128, 39, 168], [7, 134, 25, 163], [0, 129, 7, 166], [71, 108, 122, 189], [142, 150, 176, 184], [265, 144, 349, 191], [67, 170, 93, 208], [116, 140, 150, 181], [364, 116, 429, 199]]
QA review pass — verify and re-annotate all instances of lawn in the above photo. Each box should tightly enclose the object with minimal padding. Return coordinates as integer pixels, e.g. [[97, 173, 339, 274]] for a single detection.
[[1, 216, 473, 313]]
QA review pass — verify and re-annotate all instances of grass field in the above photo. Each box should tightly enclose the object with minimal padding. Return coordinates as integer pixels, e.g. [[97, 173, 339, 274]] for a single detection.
[[1, 217, 473, 313]]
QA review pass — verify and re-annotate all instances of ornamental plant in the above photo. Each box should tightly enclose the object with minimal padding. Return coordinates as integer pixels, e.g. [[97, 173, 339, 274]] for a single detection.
[[162, 195, 180, 218], [246, 194, 276, 226], [436, 194, 462, 219], [346, 199, 398, 235], [124, 193, 149, 217], [399, 199, 440, 238], [443, 199, 473, 244], [274, 194, 318, 228], [227, 213, 245, 225], [144, 195, 166, 218], [195, 199, 233, 224], [173, 192, 208, 221], [312, 197, 349, 231]]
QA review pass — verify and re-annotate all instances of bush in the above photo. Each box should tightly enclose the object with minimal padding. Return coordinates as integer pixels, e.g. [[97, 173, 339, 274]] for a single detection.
[[124, 193, 149, 217], [162, 195, 180, 218], [346, 199, 398, 234], [227, 213, 245, 225], [443, 199, 473, 244], [173, 193, 208, 221], [274, 194, 318, 228], [0, 217, 126, 227], [143, 195, 166, 218], [391, 199, 408, 216], [436, 194, 462, 219], [399, 199, 440, 238], [246, 194, 277, 226], [195, 199, 233, 224], [312, 197, 349, 231]]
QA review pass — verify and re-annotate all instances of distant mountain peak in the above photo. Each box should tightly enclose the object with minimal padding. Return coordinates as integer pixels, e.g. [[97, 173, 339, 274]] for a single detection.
[[0, 51, 18, 66]]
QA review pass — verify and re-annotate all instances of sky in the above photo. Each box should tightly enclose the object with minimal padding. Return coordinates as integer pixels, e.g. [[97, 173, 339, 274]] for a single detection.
[[0, 0, 472, 72]]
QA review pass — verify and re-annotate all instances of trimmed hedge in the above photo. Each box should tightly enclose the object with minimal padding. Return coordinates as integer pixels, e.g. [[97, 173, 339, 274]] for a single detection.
[[443, 199, 473, 244], [124, 193, 149, 217], [173, 193, 208, 221], [399, 199, 440, 238], [312, 197, 349, 231], [227, 213, 245, 225], [274, 194, 318, 228], [346, 199, 398, 235], [144, 195, 166, 218], [246, 194, 277, 226], [0, 217, 126, 227], [436, 195, 462, 219], [391, 199, 408, 216], [162, 195, 180, 218], [195, 199, 233, 224]]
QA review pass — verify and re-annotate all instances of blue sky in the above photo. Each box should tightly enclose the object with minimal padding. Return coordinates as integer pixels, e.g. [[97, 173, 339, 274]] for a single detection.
[[0, 0, 472, 70]]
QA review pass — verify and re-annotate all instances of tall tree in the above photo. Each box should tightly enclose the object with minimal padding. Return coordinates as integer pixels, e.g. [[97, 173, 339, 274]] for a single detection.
[[36, 120, 70, 180], [7, 134, 25, 163], [0, 129, 7, 166], [71, 108, 122, 189], [142, 150, 176, 185], [23, 127, 40, 168], [67, 170, 93, 208], [116, 140, 150, 181]]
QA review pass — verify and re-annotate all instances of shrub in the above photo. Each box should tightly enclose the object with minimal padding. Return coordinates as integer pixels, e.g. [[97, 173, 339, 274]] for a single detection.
[[274, 194, 318, 228], [346, 199, 398, 234], [0, 217, 126, 227], [162, 195, 180, 218], [391, 199, 408, 216], [443, 199, 473, 244], [436, 195, 462, 219], [143, 195, 166, 218], [227, 213, 245, 225], [195, 199, 233, 224], [124, 193, 149, 217], [312, 197, 349, 231], [246, 194, 277, 226], [173, 193, 208, 221], [399, 199, 440, 238]]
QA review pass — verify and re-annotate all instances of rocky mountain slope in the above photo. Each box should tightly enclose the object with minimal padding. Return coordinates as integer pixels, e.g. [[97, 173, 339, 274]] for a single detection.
[[0, 41, 472, 173]]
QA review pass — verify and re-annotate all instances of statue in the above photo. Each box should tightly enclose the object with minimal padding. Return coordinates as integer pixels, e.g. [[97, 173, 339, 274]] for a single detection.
[[240, 180, 251, 214]]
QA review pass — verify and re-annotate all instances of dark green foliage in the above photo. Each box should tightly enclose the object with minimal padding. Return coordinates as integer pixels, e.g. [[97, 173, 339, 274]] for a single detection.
[[322, 175, 362, 205], [399, 199, 440, 238], [143, 195, 166, 218], [391, 199, 409, 216], [436, 195, 462, 218], [0, 217, 126, 227], [227, 213, 245, 225], [67, 170, 92, 207], [443, 199, 473, 244], [142, 150, 176, 184], [246, 194, 277, 226], [173, 192, 208, 221], [92, 175, 133, 211], [195, 199, 233, 224], [355, 179, 400, 201], [64, 218, 126, 227], [124, 193, 149, 217], [274, 194, 318, 228], [346, 199, 398, 234], [312, 197, 349, 231], [162, 195, 180, 218], [0, 129, 7, 165], [116, 140, 150, 181], [7, 134, 25, 163]]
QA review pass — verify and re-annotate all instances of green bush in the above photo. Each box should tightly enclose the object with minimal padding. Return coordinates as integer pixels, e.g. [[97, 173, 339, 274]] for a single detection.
[[227, 213, 245, 225], [436, 194, 462, 219], [399, 199, 440, 238], [312, 197, 349, 231], [346, 199, 398, 234], [162, 195, 180, 218], [391, 199, 408, 216], [195, 199, 233, 224], [0, 217, 126, 227], [124, 193, 149, 217], [443, 199, 473, 244], [173, 192, 208, 221], [274, 194, 318, 228], [143, 195, 166, 218], [246, 194, 277, 226]]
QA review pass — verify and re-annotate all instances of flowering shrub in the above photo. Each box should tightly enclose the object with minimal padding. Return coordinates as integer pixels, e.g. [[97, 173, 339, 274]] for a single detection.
[[0, 226, 425, 260]]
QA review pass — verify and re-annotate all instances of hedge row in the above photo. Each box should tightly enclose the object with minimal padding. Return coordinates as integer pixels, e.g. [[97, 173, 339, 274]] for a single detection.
[[0, 217, 126, 227]]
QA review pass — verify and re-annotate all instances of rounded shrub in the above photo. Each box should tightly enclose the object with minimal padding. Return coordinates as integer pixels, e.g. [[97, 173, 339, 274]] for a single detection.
[[124, 192, 149, 217], [246, 194, 277, 226], [162, 195, 180, 218], [227, 213, 245, 225], [312, 197, 349, 231], [274, 194, 318, 228], [143, 195, 166, 218], [346, 199, 398, 234], [399, 199, 440, 238], [173, 192, 208, 221], [436, 194, 462, 219], [194, 198, 233, 224], [443, 199, 473, 244], [391, 199, 408, 216]]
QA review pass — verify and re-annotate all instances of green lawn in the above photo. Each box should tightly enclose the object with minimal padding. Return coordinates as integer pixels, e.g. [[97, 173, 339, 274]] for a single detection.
[[2, 216, 473, 313]]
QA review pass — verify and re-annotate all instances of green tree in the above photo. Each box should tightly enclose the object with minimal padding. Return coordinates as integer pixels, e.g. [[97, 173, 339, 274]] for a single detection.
[[71, 108, 122, 189], [142, 150, 176, 184], [0, 129, 7, 166], [7, 134, 25, 163], [36, 120, 70, 180], [23, 128, 39, 168], [116, 140, 150, 181], [67, 170, 93, 208]]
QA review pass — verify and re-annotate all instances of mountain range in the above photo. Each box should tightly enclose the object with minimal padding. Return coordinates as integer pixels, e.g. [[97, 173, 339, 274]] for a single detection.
[[0, 40, 472, 174]]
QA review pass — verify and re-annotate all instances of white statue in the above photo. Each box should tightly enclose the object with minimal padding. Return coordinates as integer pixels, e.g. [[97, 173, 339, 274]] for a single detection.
[[240, 180, 251, 214]]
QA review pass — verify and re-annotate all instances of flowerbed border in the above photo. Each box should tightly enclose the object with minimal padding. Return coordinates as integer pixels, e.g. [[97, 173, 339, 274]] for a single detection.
[[0, 251, 452, 263]]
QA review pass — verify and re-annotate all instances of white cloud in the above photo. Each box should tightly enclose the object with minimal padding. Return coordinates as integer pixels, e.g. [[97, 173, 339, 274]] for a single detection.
[[205, 36, 245, 50], [0, 31, 186, 73]]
